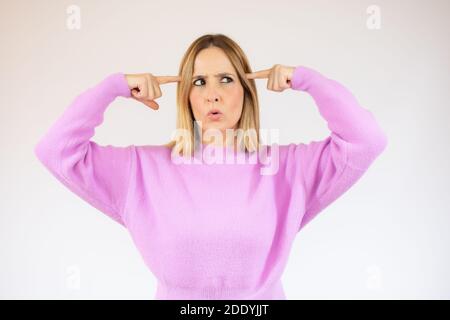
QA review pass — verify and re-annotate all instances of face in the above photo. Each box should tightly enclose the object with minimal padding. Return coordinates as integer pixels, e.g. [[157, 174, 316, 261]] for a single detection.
[[189, 46, 244, 145]]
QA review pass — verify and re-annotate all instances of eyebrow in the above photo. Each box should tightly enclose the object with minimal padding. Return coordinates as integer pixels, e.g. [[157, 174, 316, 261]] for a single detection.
[[192, 72, 235, 79]]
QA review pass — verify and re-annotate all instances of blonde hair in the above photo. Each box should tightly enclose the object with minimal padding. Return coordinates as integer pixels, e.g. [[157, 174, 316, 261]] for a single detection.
[[165, 33, 261, 157]]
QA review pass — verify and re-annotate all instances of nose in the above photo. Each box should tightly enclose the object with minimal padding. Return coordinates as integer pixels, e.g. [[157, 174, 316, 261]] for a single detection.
[[205, 86, 220, 104], [207, 96, 219, 103]]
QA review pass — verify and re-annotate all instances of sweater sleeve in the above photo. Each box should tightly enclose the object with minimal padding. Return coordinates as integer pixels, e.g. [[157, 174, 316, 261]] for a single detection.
[[34, 73, 133, 227], [288, 66, 388, 232]]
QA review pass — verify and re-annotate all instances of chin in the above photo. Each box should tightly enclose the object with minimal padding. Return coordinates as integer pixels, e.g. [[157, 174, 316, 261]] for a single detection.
[[203, 122, 232, 134], [204, 123, 225, 131]]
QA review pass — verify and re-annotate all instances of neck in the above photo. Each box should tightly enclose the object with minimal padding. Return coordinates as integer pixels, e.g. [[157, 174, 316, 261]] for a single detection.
[[201, 130, 236, 146], [199, 134, 242, 152]]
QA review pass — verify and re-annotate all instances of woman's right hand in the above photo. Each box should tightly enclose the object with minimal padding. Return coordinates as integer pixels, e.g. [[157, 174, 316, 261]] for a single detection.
[[125, 73, 181, 110]]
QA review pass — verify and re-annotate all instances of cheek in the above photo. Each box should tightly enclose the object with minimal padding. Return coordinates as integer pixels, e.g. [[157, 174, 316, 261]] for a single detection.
[[189, 90, 203, 117], [189, 89, 200, 104], [226, 86, 244, 112]]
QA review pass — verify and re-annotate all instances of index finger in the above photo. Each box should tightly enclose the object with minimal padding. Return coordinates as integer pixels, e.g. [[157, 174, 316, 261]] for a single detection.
[[246, 68, 271, 80], [156, 75, 181, 84]]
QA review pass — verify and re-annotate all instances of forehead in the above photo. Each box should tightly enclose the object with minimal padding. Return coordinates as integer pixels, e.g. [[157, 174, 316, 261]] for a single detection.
[[193, 47, 235, 74]]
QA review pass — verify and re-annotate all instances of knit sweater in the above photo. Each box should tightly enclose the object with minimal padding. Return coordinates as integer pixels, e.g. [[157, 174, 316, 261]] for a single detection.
[[34, 65, 388, 299]]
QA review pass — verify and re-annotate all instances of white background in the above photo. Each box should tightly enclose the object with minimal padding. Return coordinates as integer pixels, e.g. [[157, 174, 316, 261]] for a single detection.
[[1, 0, 449, 299]]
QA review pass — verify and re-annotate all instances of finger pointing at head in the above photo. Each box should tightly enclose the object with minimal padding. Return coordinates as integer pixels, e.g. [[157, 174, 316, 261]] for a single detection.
[[245, 69, 271, 80], [156, 75, 181, 84]]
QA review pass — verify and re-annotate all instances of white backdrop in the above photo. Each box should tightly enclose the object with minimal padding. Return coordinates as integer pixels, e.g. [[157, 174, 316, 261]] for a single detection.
[[1, 0, 449, 299]]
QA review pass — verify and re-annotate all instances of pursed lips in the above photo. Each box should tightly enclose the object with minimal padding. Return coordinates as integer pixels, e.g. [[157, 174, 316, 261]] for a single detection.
[[207, 109, 222, 116]]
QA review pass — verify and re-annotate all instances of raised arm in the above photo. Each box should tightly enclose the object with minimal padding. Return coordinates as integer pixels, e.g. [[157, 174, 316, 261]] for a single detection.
[[287, 65, 388, 231], [34, 73, 133, 227]]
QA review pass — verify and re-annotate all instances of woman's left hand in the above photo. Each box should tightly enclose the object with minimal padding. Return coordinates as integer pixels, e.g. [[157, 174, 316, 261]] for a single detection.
[[246, 64, 296, 92]]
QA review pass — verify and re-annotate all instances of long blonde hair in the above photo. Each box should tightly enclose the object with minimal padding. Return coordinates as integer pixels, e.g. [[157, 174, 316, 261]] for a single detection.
[[165, 33, 261, 157]]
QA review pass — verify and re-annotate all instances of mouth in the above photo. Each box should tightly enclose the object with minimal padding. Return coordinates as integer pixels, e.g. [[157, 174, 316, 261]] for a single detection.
[[207, 109, 222, 116], [207, 109, 223, 120]]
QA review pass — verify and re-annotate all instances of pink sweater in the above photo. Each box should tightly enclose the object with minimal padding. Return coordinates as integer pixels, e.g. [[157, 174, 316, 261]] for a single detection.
[[34, 66, 388, 299]]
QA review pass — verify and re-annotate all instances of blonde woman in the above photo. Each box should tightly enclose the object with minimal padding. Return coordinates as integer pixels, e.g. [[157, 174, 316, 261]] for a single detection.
[[34, 33, 388, 299]]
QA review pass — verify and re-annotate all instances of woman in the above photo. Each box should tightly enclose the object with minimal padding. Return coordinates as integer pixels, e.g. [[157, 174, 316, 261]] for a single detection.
[[34, 33, 388, 299]]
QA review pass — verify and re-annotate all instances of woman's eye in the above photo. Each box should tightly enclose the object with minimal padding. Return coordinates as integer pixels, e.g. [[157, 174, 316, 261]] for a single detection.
[[193, 77, 233, 86], [222, 76, 233, 83], [193, 79, 204, 86]]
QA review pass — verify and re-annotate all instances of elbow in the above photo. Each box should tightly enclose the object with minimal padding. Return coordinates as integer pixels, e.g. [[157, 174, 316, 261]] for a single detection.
[[34, 137, 57, 170], [370, 130, 388, 156], [358, 109, 389, 157], [345, 130, 388, 171], [358, 121, 388, 157], [34, 140, 44, 161], [360, 130, 388, 162], [34, 139, 49, 167], [362, 130, 388, 167]]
